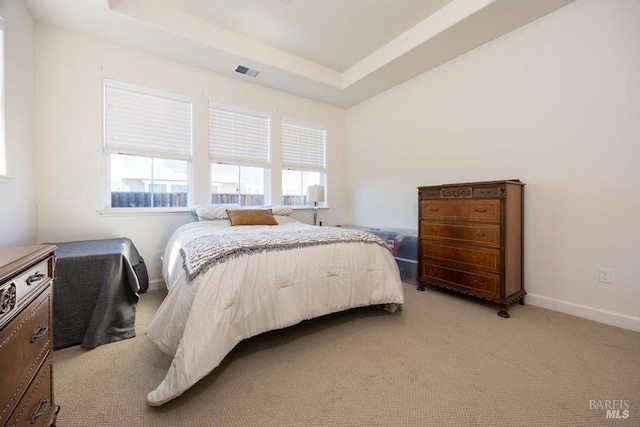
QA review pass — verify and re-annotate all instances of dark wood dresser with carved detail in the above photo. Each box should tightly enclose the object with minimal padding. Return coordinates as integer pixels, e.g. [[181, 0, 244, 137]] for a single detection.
[[418, 180, 525, 317], [0, 245, 59, 426]]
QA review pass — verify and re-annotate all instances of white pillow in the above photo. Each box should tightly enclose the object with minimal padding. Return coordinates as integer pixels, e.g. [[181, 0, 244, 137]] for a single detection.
[[266, 205, 293, 216], [193, 204, 293, 221], [193, 204, 240, 220], [274, 215, 299, 224]]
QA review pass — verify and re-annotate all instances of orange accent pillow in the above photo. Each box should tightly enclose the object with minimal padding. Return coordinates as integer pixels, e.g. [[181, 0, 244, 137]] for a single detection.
[[226, 209, 278, 226]]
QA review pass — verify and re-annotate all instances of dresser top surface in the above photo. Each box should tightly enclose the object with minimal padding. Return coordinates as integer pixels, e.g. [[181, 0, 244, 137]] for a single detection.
[[418, 179, 523, 190], [0, 244, 57, 281]]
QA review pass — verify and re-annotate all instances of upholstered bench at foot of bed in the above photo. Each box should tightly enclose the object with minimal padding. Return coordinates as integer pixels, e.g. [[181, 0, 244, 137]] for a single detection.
[[50, 237, 149, 350]]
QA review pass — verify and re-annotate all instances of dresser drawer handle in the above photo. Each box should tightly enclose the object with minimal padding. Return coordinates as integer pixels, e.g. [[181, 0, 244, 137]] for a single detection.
[[31, 324, 49, 343], [429, 207, 440, 212], [26, 271, 46, 285], [473, 280, 486, 286], [479, 190, 492, 194], [474, 208, 488, 213], [474, 233, 487, 238], [475, 256, 487, 262], [429, 227, 439, 233], [30, 397, 50, 424]]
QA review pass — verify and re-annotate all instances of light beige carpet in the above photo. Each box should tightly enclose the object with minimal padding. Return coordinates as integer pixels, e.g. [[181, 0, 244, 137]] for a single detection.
[[53, 284, 640, 426]]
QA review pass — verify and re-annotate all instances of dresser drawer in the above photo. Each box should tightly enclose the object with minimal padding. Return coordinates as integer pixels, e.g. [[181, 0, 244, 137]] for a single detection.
[[420, 184, 503, 200], [473, 186, 501, 198], [419, 188, 443, 199], [421, 241, 501, 272], [421, 199, 500, 222], [420, 222, 500, 248], [5, 355, 55, 427], [0, 286, 52, 425], [421, 262, 501, 299], [1, 257, 53, 324]]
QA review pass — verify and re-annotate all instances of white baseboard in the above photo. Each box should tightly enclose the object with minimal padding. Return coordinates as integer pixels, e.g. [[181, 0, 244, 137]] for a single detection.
[[526, 293, 640, 332], [146, 279, 166, 292]]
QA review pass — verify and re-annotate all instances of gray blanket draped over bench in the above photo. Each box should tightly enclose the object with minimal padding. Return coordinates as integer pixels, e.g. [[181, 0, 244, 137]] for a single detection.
[[51, 237, 148, 349]]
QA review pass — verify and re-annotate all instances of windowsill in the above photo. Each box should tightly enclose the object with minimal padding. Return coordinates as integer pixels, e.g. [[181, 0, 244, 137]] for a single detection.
[[97, 205, 328, 216], [0, 173, 14, 183], [97, 209, 193, 217]]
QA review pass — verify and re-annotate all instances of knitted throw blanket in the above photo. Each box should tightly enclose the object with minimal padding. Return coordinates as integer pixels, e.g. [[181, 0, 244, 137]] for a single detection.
[[180, 224, 389, 282]]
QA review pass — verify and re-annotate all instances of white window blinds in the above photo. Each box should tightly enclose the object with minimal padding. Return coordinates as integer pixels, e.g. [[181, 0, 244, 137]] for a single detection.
[[209, 105, 269, 167], [282, 120, 326, 172], [104, 80, 192, 159]]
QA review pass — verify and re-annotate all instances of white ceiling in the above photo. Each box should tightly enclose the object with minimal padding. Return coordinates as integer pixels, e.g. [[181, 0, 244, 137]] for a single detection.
[[24, 0, 576, 107]]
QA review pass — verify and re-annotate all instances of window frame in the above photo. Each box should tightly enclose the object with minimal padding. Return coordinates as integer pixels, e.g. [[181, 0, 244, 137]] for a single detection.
[[208, 102, 271, 206], [0, 16, 8, 182], [103, 78, 193, 213], [281, 118, 327, 208]]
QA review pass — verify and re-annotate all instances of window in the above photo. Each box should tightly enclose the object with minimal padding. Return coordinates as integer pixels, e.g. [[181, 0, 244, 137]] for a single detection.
[[281, 119, 326, 206], [104, 79, 192, 209], [209, 104, 269, 206], [0, 17, 6, 178]]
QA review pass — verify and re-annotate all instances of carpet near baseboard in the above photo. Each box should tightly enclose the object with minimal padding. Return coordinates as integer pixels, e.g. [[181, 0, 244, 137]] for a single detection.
[[53, 284, 640, 426]]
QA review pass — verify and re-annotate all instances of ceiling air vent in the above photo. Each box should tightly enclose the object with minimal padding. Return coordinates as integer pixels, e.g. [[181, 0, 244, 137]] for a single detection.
[[235, 65, 261, 78]]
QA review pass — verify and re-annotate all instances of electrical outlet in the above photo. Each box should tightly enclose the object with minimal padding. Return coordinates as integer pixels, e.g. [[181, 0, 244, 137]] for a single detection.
[[598, 268, 612, 284]]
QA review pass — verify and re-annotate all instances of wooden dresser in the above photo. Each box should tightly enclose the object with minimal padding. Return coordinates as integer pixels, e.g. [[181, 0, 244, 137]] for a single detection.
[[417, 180, 525, 317], [0, 245, 59, 426]]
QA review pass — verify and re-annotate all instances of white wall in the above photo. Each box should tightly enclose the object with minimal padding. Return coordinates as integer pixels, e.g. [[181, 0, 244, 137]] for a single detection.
[[0, 0, 37, 247], [347, 0, 640, 331], [34, 25, 348, 286]]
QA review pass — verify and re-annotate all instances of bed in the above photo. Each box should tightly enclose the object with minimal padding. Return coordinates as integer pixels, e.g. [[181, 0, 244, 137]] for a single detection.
[[145, 207, 405, 406]]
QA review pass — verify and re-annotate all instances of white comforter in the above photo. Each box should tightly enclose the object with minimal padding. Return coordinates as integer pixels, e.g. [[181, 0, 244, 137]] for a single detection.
[[145, 218, 404, 406]]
